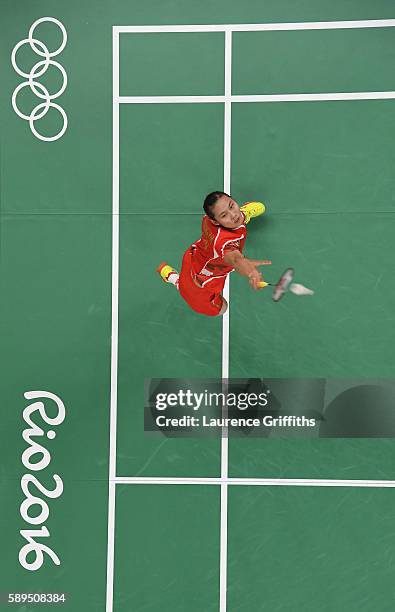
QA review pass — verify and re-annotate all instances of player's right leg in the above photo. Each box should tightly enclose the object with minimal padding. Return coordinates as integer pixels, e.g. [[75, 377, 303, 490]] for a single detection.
[[218, 298, 228, 316], [240, 201, 266, 224]]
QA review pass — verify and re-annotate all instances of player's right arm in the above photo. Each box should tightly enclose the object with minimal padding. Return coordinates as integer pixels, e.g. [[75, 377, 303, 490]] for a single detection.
[[223, 250, 271, 290]]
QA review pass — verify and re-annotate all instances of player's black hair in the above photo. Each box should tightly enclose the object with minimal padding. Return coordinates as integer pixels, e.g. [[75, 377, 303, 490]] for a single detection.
[[203, 191, 230, 219]]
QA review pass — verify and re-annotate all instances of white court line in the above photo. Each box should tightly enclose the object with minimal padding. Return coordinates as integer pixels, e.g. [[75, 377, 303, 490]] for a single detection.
[[109, 19, 395, 612], [219, 29, 232, 612], [231, 92, 395, 102], [115, 19, 395, 33], [118, 92, 395, 104], [114, 476, 395, 488], [106, 28, 120, 612], [118, 95, 225, 103]]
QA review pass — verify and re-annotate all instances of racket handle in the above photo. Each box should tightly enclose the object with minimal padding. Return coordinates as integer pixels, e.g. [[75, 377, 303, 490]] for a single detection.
[[258, 281, 269, 288]]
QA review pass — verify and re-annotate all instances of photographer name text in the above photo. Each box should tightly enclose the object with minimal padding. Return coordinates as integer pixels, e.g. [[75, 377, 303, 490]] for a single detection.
[[155, 415, 316, 428]]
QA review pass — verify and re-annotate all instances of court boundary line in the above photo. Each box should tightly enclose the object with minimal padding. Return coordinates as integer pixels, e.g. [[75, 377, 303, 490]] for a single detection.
[[108, 18, 395, 612], [219, 28, 232, 612], [115, 19, 395, 33], [114, 477, 395, 488], [106, 28, 119, 612], [118, 92, 395, 103]]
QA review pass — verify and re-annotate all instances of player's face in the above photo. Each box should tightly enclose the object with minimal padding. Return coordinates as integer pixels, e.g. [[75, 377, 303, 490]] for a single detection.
[[212, 195, 243, 228]]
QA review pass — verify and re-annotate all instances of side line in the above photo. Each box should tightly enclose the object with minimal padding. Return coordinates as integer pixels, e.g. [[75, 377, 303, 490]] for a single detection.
[[231, 92, 395, 102], [106, 27, 120, 612], [114, 477, 395, 488], [114, 19, 395, 34], [220, 28, 232, 612], [118, 92, 395, 104]]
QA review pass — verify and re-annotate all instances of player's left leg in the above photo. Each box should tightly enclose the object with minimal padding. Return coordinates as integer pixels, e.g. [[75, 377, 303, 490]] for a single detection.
[[157, 262, 179, 288], [208, 290, 227, 316]]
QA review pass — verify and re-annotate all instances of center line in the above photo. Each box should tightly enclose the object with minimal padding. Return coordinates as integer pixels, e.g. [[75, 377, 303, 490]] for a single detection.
[[220, 28, 232, 612]]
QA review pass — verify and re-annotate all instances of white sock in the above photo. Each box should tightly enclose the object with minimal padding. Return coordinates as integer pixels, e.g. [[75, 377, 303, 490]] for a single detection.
[[168, 272, 179, 289]]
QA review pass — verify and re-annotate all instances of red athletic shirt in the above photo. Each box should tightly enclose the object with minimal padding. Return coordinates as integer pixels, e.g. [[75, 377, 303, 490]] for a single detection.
[[189, 213, 247, 287]]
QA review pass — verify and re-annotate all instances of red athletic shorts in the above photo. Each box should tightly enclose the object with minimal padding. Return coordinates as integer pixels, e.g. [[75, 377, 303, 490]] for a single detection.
[[179, 248, 226, 317]]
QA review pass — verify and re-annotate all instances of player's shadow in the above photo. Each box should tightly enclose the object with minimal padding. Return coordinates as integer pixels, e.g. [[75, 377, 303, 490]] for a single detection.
[[319, 384, 395, 437]]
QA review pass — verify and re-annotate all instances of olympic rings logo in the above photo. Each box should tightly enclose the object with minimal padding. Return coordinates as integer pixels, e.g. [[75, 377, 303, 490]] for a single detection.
[[11, 17, 68, 142]]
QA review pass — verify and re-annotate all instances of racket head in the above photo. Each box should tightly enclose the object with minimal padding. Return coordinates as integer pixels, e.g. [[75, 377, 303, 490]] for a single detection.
[[272, 267, 294, 302]]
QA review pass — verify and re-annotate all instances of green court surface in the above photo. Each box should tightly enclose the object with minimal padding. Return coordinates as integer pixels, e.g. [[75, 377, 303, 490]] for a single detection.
[[2, 1, 395, 610]]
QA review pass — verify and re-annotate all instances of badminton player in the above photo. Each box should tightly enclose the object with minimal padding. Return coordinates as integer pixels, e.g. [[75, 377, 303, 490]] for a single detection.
[[157, 191, 271, 316]]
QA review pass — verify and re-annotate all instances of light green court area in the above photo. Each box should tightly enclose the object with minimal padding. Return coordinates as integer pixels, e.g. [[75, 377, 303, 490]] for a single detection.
[[117, 217, 222, 477], [232, 28, 395, 94], [2, 0, 395, 610], [114, 485, 220, 611], [227, 486, 395, 612], [231, 101, 395, 213], [120, 32, 225, 96], [119, 104, 224, 214]]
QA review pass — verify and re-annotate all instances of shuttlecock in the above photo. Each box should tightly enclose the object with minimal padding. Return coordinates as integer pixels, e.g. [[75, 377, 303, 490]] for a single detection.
[[289, 283, 314, 296]]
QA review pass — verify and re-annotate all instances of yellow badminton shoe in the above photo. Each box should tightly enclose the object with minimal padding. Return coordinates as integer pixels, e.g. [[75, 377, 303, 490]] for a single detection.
[[240, 201, 266, 225], [156, 262, 178, 283]]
